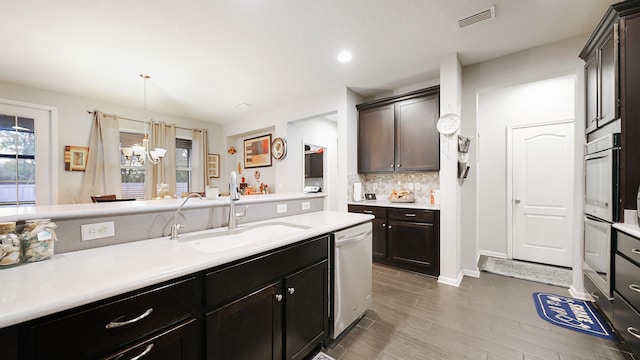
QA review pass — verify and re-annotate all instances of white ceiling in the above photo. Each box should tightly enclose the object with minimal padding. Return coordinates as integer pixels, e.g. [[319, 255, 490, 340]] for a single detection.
[[0, 0, 615, 125]]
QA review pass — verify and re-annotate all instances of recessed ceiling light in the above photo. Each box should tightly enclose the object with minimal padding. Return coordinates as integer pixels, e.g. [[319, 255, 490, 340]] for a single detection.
[[337, 50, 352, 63], [236, 103, 252, 109]]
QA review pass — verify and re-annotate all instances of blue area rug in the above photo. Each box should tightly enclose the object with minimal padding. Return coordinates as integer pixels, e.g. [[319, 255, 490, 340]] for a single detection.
[[532, 292, 617, 341]]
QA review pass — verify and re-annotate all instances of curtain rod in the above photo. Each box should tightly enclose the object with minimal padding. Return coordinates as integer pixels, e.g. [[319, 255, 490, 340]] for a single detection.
[[87, 110, 198, 132]]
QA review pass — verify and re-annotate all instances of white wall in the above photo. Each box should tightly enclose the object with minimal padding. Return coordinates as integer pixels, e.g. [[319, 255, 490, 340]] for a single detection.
[[460, 35, 587, 272], [0, 80, 223, 204], [222, 88, 360, 211]]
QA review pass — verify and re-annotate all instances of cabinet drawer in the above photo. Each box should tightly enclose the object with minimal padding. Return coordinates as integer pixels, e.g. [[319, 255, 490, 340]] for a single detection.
[[617, 231, 640, 266], [205, 236, 328, 308], [615, 254, 640, 310], [348, 205, 386, 218], [584, 272, 613, 321], [614, 292, 640, 356], [388, 208, 434, 223], [104, 317, 198, 360], [31, 277, 196, 359]]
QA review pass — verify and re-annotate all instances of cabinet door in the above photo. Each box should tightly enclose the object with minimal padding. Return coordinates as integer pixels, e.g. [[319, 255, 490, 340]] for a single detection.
[[310, 152, 324, 177], [599, 29, 618, 127], [285, 260, 328, 360], [206, 281, 283, 360], [395, 94, 439, 171], [585, 55, 599, 133], [387, 220, 437, 274], [358, 105, 395, 173], [372, 218, 387, 260], [104, 318, 198, 360], [304, 153, 311, 178]]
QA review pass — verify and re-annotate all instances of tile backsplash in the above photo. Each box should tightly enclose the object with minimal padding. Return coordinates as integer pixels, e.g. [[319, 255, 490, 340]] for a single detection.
[[348, 172, 440, 203]]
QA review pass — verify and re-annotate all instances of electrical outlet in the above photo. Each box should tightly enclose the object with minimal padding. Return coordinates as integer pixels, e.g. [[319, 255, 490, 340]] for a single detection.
[[301, 201, 310, 210], [414, 182, 421, 190], [81, 221, 115, 241], [407, 182, 414, 190], [277, 204, 288, 213]]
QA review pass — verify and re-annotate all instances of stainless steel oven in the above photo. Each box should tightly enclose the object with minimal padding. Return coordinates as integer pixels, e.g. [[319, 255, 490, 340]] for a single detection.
[[584, 215, 613, 299], [583, 133, 620, 299], [584, 133, 620, 222]]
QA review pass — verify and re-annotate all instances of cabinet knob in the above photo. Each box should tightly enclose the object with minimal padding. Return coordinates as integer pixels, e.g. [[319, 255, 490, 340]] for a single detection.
[[275, 294, 283, 302], [288, 287, 295, 295], [388, 225, 392, 229], [397, 164, 401, 168], [382, 223, 386, 227], [390, 164, 394, 168]]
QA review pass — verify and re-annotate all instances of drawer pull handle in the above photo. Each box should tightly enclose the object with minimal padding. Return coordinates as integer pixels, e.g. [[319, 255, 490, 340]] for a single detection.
[[630, 284, 640, 293], [628, 327, 640, 339], [364, 210, 373, 214], [405, 213, 416, 217], [632, 249, 640, 255], [105, 308, 153, 329], [590, 292, 600, 300], [129, 343, 154, 360]]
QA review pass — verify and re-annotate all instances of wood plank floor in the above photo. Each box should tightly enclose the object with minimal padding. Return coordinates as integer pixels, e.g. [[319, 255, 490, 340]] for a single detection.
[[325, 264, 636, 360]]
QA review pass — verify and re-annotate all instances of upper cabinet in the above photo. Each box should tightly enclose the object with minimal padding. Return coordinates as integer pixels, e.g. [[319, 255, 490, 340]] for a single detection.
[[583, 26, 618, 133], [581, 0, 640, 216], [356, 86, 440, 173]]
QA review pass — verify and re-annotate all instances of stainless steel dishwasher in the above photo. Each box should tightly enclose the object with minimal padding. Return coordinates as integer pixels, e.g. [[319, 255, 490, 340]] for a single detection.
[[330, 221, 373, 340]]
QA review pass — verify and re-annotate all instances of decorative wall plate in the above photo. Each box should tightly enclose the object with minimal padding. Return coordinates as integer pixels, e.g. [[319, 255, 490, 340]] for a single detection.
[[436, 113, 460, 135], [271, 137, 287, 160]]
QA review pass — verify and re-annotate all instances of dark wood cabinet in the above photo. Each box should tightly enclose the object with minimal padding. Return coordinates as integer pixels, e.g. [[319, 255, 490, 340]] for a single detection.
[[11, 234, 331, 360], [614, 229, 640, 356], [205, 236, 329, 360], [29, 277, 198, 360], [357, 86, 440, 174], [581, 0, 640, 216], [305, 152, 324, 178], [348, 204, 439, 276]]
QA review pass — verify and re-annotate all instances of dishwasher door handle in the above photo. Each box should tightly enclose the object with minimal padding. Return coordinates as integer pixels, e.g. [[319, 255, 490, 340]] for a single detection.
[[335, 230, 372, 247]]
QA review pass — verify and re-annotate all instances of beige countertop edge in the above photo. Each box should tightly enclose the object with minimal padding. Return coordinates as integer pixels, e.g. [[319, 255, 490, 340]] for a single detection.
[[0, 210, 371, 328], [348, 200, 440, 210], [613, 222, 640, 238]]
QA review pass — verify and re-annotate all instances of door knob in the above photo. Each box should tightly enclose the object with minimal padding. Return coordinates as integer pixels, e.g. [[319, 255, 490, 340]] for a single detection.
[[514, 198, 521, 204]]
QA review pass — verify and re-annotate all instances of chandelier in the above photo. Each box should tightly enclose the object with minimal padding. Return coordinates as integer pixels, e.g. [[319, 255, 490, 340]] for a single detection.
[[121, 74, 167, 165]]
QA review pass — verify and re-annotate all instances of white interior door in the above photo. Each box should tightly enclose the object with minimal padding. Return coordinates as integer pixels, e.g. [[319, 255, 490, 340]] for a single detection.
[[510, 121, 574, 267]]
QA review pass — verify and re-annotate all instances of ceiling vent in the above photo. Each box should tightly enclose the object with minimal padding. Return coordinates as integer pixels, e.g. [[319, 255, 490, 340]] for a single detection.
[[458, 5, 496, 29]]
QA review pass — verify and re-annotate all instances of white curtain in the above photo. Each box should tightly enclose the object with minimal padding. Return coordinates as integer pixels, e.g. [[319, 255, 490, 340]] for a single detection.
[[144, 121, 177, 199], [80, 111, 122, 202], [191, 129, 208, 192]]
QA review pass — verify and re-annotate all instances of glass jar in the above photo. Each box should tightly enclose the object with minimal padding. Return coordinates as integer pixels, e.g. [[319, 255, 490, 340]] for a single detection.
[[0, 222, 21, 268], [21, 219, 56, 263]]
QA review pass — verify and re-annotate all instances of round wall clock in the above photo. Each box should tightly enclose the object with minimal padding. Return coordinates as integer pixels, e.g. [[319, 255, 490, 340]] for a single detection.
[[271, 137, 287, 160]]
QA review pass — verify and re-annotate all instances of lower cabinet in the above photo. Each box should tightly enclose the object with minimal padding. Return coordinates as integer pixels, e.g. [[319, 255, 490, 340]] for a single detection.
[[205, 236, 329, 360], [348, 204, 439, 276], [613, 229, 640, 357], [11, 234, 330, 360]]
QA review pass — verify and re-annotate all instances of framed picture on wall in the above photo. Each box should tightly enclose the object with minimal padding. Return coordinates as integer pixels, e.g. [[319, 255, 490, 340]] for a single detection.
[[244, 134, 272, 168], [64, 145, 89, 171], [207, 153, 220, 178]]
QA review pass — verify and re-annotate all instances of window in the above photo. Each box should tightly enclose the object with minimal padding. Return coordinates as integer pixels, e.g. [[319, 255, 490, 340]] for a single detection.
[[176, 138, 192, 195], [0, 114, 35, 206], [120, 132, 192, 199], [120, 132, 145, 200]]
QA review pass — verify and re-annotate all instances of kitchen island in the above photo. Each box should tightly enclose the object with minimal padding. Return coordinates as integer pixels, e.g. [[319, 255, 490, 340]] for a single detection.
[[0, 195, 373, 359]]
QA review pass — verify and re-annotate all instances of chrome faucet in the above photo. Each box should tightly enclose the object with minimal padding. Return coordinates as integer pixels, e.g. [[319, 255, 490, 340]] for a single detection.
[[229, 171, 241, 229], [170, 193, 202, 239]]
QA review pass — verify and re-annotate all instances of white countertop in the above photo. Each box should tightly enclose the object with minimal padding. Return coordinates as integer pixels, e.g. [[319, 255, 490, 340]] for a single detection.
[[0, 210, 372, 328], [0, 193, 326, 222], [614, 223, 640, 238], [348, 199, 440, 210]]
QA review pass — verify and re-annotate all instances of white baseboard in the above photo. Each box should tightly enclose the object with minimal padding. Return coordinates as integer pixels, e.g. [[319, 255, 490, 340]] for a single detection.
[[569, 285, 590, 300], [438, 271, 464, 287], [477, 250, 508, 259], [463, 268, 480, 278]]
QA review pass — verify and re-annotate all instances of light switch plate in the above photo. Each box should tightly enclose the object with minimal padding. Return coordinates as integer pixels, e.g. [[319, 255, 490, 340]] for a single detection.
[[301, 201, 310, 210]]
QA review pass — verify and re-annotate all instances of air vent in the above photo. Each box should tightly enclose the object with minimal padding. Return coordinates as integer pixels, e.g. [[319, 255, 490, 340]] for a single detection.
[[458, 5, 495, 28]]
